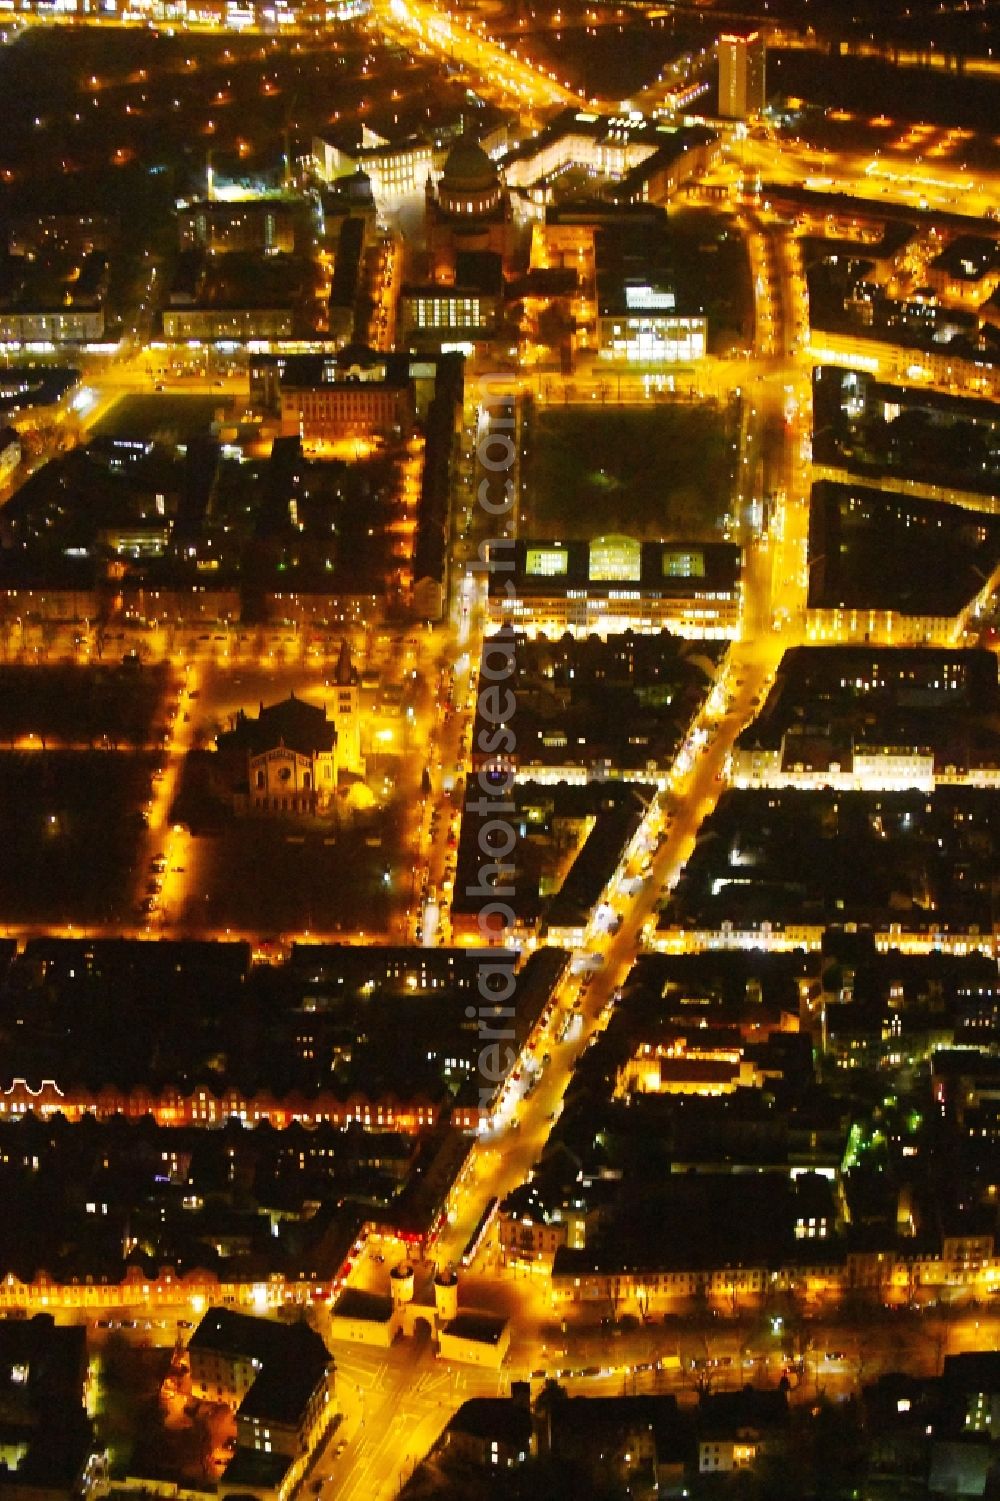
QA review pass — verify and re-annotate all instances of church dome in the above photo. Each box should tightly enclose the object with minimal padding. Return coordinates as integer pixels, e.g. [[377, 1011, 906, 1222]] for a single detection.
[[440, 138, 499, 193], [437, 137, 503, 219]]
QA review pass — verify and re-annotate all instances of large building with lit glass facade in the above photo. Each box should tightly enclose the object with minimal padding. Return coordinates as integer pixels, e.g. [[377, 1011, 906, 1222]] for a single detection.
[[400, 251, 503, 351], [400, 284, 499, 345], [487, 535, 742, 639], [597, 283, 706, 363], [594, 215, 707, 364]]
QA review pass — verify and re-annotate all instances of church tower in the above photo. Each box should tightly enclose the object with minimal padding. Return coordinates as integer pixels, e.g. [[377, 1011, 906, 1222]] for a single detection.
[[424, 169, 437, 234], [331, 640, 364, 779]]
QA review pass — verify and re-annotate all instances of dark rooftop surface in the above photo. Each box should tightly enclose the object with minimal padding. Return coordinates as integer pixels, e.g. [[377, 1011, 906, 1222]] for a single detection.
[[0, 938, 543, 1105], [331, 1288, 394, 1323], [452, 778, 655, 930], [491, 539, 741, 598], [447, 1397, 533, 1450], [471, 630, 725, 779], [734, 645, 1000, 773], [0, 1314, 91, 1491], [661, 787, 1000, 933], [190, 1309, 331, 1427], [553, 1172, 839, 1276], [808, 480, 1000, 617], [216, 694, 337, 758], [813, 366, 1000, 498], [442, 1312, 508, 1345], [943, 1352, 1000, 1392]]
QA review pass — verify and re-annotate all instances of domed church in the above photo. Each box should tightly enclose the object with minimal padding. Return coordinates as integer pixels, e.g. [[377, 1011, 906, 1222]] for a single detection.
[[425, 134, 515, 278], [437, 138, 504, 216]]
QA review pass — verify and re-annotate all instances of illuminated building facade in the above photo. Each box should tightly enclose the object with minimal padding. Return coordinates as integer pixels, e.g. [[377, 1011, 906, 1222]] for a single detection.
[[698, 1392, 787, 1475], [0, 1074, 444, 1132], [437, 1313, 510, 1370], [435, 141, 505, 219], [717, 31, 766, 121], [313, 129, 437, 202], [596, 284, 706, 363], [504, 111, 665, 192], [399, 283, 500, 349], [216, 693, 339, 815], [177, 197, 310, 257], [729, 648, 1000, 791], [593, 213, 706, 363], [0, 308, 104, 344], [488, 537, 742, 640], [161, 305, 295, 340], [330, 638, 364, 779], [926, 236, 1000, 311], [278, 363, 415, 440]]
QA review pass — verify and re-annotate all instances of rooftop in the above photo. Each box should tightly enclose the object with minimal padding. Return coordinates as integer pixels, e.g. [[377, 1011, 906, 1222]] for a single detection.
[[734, 646, 1000, 776], [930, 234, 1000, 283], [440, 138, 499, 192], [442, 1312, 508, 1345], [189, 1309, 331, 1427], [216, 694, 337, 759], [331, 1288, 395, 1324], [662, 787, 1000, 935], [808, 480, 1000, 618], [491, 538, 741, 599], [447, 1397, 533, 1450]]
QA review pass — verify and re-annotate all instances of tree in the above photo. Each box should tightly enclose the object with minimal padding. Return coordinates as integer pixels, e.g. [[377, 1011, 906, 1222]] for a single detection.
[[812, 1395, 867, 1500], [635, 1281, 651, 1322], [0, 610, 13, 663], [535, 301, 571, 353]]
